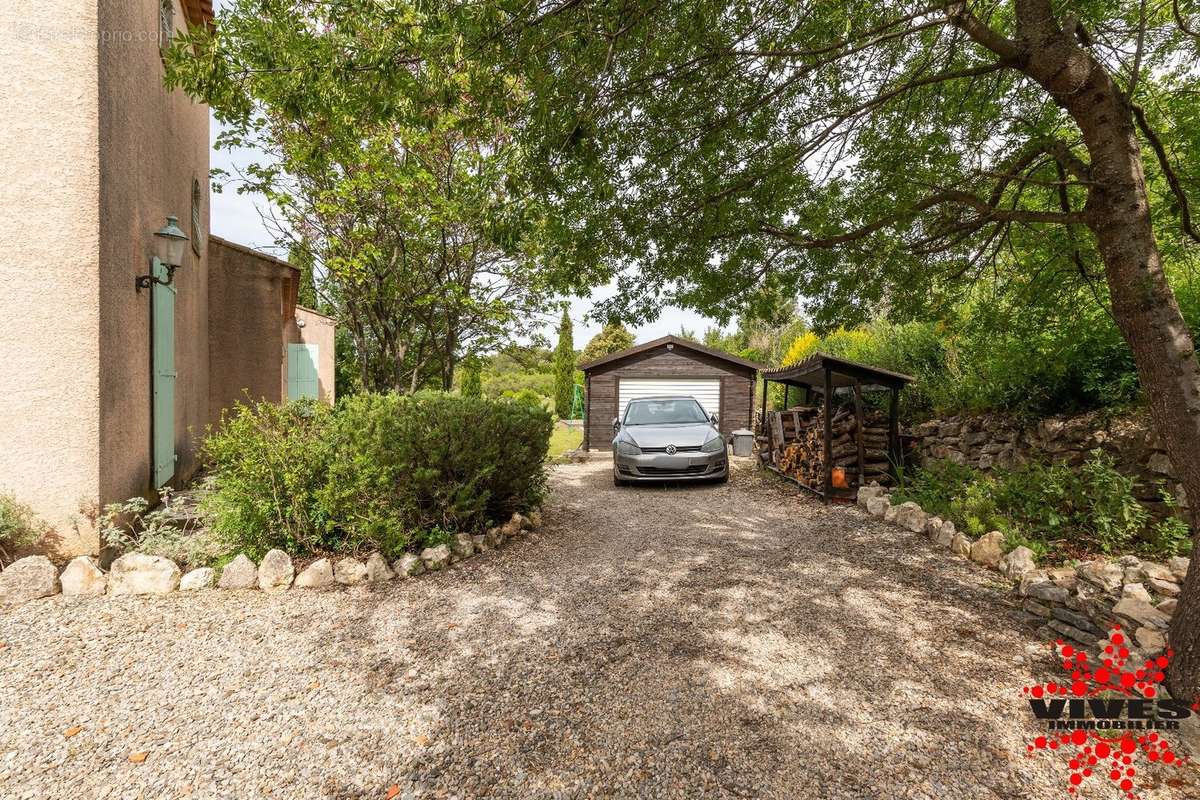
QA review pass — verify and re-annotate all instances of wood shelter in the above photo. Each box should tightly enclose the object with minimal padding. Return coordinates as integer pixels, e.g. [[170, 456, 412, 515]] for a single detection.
[[758, 353, 914, 503]]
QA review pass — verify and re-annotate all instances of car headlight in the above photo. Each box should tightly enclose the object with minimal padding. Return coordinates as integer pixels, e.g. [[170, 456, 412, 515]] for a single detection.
[[617, 440, 642, 455], [702, 436, 725, 453]]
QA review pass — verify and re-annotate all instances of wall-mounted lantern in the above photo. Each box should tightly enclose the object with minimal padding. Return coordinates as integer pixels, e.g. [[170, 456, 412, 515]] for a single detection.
[[136, 216, 190, 291]]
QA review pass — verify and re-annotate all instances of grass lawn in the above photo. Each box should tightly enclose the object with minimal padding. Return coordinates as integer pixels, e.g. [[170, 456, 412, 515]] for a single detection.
[[548, 424, 584, 458]]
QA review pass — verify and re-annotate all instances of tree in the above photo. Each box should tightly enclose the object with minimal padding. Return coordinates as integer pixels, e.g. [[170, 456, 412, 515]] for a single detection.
[[552, 309, 576, 418], [460, 354, 483, 398], [165, 2, 550, 394], [579, 324, 635, 364], [475, 0, 1200, 701]]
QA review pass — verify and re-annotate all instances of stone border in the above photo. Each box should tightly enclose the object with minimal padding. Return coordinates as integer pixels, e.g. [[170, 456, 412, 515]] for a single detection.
[[857, 485, 1187, 656], [0, 511, 541, 607]]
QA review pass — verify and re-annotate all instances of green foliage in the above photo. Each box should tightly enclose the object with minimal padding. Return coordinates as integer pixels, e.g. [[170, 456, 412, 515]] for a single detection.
[[1150, 489, 1193, 559], [894, 451, 1191, 559], [100, 488, 226, 568], [200, 394, 551, 559], [460, 354, 483, 399], [580, 324, 635, 364], [553, 309, 576, 417], [0, 492, 45, 565], [200, 400, 336, 557], [503, 388, 547, 409], [166, 4, 551, 394]]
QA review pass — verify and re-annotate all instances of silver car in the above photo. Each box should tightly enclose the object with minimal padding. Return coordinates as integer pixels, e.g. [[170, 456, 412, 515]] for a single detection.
[[612, 396, 728, 485]]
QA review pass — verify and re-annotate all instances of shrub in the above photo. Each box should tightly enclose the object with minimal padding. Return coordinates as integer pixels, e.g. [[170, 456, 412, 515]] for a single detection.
[[200, 393, 552, 560], [460, 354, 483, 398], [320, 392, 552, 556], [0, 492, 46, 565], [895, 451, 1188, 559], [200, 399, 336, 557], [100, 487, 227, 568]]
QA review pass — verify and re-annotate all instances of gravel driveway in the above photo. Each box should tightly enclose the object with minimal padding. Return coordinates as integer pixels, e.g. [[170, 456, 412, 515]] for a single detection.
[[1, 459, 1196, 799]]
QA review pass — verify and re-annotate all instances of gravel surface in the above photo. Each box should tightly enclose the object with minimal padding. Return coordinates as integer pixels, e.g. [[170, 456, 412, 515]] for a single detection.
[[2, 459, 1198, 799]]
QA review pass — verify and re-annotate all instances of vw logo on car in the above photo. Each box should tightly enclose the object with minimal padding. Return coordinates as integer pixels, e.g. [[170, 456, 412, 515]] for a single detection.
[[665, 444, 677, 455]]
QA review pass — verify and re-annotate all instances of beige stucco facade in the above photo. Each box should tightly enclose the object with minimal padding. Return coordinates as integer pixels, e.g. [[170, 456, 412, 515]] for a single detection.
[[0, 1, 103, 553], [0, 1, 334, 556], [290, 307, 338, 405], [98, 0, 212, 532]]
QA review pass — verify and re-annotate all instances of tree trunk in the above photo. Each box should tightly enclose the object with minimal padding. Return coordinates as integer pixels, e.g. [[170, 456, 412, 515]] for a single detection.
[[1017, 16, 1200, 701]]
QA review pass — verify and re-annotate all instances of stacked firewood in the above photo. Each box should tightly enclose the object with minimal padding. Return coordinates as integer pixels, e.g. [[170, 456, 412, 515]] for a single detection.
[[770, 404, 893, 488]]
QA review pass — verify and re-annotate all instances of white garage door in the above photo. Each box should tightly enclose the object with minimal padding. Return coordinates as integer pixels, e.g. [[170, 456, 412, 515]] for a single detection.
[[618, 378, 721, 421]]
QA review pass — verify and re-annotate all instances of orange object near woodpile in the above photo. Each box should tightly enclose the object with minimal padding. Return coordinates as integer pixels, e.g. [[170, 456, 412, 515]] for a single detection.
[[831, 467, 849, 489]]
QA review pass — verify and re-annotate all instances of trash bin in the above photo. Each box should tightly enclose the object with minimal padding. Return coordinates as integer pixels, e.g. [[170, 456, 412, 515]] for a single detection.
[[731, 429, 754, 457]]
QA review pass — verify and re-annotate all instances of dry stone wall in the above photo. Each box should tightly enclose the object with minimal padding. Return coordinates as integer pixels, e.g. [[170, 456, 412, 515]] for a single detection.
[[857, 485, 1187, 657], [908, 410, 1188, 517]]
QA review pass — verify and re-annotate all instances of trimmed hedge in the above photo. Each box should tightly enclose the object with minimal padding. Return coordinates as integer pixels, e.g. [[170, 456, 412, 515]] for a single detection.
[[201, 393, 552, 559]]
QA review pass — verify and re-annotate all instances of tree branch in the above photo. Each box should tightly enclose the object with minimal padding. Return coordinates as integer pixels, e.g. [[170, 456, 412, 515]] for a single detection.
[[1132, 104, 1200, 243]]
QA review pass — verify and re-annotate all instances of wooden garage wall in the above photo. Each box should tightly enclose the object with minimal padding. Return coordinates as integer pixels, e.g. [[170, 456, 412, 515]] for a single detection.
[[584, 345, 755, 449]]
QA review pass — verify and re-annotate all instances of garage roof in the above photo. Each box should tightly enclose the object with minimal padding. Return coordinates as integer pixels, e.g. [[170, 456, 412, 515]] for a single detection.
[[578, 335, 764, 372]]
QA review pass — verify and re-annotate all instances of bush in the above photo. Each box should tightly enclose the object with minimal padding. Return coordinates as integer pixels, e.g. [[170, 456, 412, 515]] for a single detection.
[[200, 393, 552, 560], [200, 399, 336, 557], [0, 492, 46, 565], [101, 488, 227, 568], [320, 392, 552, 556], [894, 451, 1189, 559]]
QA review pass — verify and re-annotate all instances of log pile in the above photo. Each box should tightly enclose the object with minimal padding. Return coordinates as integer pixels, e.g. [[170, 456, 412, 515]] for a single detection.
[[770, 404, 894, 489]]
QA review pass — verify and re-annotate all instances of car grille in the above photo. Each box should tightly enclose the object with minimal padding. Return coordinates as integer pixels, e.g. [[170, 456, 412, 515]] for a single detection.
[[639, 445, 703, 453], [637, 464, 709, 476]]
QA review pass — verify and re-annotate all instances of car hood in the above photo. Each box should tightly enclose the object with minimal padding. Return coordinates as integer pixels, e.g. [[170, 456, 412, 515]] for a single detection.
[[623, 423, 716, 449]]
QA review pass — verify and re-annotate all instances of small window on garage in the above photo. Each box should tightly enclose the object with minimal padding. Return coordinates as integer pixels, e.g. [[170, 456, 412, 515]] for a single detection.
[[191, 178, 204, 256]]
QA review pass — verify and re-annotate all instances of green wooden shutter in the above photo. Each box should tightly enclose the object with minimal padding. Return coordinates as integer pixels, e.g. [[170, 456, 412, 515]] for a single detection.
[[152, 258, 177, 487], [287, 343, 319, 400]]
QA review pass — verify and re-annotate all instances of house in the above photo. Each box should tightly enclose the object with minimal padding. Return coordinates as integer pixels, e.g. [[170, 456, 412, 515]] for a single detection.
[[579, 335, 763, 450], [0, 0, 335, 556]]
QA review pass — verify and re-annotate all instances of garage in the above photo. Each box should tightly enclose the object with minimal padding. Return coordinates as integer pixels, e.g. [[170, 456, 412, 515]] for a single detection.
[[579, 335, 763, 450]]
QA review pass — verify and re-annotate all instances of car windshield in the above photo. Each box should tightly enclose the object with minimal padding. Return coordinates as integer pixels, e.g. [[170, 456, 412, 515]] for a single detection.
[[624, 398, 708, 425]]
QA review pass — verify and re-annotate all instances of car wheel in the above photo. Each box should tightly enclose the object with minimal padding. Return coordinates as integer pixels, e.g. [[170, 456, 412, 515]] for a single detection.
[[714, 470, 729, 484]]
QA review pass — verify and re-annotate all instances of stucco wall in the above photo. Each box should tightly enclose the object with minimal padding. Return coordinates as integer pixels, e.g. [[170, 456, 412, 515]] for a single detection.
[[0, 1, 102, 553], [288, 307, 338, 404], [96, 0, 212, 540], [207, 237, 298, 423]]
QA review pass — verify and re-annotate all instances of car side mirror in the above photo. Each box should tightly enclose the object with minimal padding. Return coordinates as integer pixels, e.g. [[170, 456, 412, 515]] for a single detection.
[[612, 417, 621, 430], [709, 413, 719, 425]]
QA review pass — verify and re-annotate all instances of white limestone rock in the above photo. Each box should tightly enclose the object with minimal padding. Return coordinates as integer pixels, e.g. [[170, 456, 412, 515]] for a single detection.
[[0, 555, 60, 605], [393, 554, 425, 578], [334, 558, 368, 586], [109, 553, 180, 596], [217, 554, 258, 590], [364, 553, 394, 583], [450, 534, 475, 561], [969, 531, 1005, 569], [257, 549, 294, 593], [179, 567, 216, 591], [421, 544, 452, 571], [999, 546, 1037, 579], [60, 556, 106, 597], [295, 558, 334, 589]]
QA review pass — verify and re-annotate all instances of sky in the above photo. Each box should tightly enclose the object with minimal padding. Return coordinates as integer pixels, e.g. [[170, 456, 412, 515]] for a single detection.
[[208, 123, 721, 348]]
